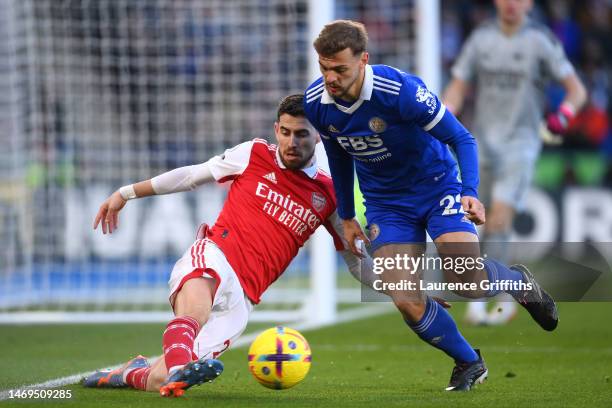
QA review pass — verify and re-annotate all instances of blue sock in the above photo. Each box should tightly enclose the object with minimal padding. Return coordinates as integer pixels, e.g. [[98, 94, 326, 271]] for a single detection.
[[483, 258, 525, 296], [407, 297, 479, 363]]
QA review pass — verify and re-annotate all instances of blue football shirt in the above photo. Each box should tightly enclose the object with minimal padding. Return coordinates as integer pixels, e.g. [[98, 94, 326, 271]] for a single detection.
[[304, 64, 479, 219]]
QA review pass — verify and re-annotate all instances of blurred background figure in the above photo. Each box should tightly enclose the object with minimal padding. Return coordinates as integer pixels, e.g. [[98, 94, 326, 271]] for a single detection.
[[442, 0, 586, 325]]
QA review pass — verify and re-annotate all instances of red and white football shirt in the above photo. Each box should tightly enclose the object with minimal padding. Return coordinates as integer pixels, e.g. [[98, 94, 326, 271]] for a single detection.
[[206, 139, 344, 303]]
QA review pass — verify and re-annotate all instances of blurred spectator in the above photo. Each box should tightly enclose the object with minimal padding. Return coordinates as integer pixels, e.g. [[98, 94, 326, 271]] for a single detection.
[[441, 0, 610, 185], [547, 0, 581, 62]]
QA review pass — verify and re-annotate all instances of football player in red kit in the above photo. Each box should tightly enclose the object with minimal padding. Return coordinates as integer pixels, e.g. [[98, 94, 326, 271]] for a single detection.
[[83, 94, 370, 397]]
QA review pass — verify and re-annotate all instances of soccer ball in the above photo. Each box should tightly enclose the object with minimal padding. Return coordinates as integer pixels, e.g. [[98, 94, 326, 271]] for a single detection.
[[247, 326, 311, 390]]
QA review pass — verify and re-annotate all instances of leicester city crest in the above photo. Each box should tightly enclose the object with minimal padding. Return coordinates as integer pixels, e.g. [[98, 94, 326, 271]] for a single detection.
[[368, 117, 387, 133], [311, 192, 326, 212], [367, 223, 380, 241]]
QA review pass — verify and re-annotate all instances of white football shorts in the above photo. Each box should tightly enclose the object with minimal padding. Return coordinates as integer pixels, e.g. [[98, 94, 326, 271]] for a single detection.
[[168, 238, 253, 359], [479, 156, 536, 211]]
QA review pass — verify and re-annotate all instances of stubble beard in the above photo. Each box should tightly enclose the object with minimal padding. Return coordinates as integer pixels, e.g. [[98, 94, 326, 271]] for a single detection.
[[280, 149, 315, 170]]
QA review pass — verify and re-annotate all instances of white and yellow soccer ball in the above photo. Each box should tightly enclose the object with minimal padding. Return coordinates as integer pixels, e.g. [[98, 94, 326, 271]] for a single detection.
[[248, 326, 311, 390]]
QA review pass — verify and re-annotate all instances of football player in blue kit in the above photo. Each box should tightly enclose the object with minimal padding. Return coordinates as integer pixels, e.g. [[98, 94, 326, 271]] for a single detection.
[[304, 20, 558, 391]]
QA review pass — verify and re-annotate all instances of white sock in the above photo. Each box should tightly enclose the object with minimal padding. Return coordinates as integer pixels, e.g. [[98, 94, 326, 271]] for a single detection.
[[465, 301, 488, 323], [487, 298, 517, 325]]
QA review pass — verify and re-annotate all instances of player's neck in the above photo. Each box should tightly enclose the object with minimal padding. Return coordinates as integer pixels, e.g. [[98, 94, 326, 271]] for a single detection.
[[339, 68, 366, 103], [304, 156, 315, 169], [498, 16, 525, 36]]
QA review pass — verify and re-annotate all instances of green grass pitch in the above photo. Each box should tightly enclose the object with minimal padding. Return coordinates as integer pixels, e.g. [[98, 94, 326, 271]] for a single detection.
[[1, 303, 611, 407]]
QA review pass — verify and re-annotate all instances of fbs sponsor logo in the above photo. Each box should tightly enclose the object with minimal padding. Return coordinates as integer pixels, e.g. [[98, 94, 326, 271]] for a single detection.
[[263, 172, 277, 184]]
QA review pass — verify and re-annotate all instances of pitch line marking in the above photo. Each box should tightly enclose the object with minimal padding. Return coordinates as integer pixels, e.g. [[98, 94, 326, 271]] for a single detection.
[[0, 304, 393, 401]]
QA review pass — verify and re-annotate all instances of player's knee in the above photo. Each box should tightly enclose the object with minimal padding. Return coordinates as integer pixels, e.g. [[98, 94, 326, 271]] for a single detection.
[[173, 277, 216, 327], [393, 298, 426, 323], [175, 304, 210, 328]]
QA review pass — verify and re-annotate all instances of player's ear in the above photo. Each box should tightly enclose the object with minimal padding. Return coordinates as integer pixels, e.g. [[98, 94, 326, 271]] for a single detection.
[[360, 51, 369, 66], [273, 121, 281, 143], [314, 131, 321, 143]]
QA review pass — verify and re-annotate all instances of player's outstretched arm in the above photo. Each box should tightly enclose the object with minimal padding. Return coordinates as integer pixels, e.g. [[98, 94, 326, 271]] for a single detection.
[[93, 141, 254, 236], [93, 179, 155, 234], [93, 161, 217, 235], [93, 141, 253, 235]]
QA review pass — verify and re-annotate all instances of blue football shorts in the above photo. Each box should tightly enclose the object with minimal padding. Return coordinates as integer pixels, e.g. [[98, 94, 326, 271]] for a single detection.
[[364, 170, 477, 251]]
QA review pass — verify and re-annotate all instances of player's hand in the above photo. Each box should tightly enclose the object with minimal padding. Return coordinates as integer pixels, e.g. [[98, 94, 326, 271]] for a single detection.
[[539, 122, 563, 145], [545, 104, 574, 135], [432, 296, 451, 309], [342, 218, 370, 258], [461, 196, 485, 225], [93, 190, 127, 234]]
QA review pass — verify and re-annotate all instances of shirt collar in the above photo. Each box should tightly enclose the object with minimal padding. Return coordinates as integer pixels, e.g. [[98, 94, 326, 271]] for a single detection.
[[275, 147, 318, 178], [321, 64, 374, 105], [496, 16, 530, 36]]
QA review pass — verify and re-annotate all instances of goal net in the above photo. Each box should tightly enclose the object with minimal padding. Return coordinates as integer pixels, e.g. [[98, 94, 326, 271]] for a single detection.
[[0, 0, 436, 323]]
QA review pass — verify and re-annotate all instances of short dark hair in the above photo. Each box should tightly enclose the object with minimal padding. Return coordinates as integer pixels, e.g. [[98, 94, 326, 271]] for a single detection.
[[277, 94, 305, 120], [314, 20, 368, 57]]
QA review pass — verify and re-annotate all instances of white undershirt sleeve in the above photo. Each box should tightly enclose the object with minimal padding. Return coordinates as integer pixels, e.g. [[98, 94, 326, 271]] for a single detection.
[[151, 162, 215, 194], [208, 140, 254, 181], [150, 140, 254, 194]]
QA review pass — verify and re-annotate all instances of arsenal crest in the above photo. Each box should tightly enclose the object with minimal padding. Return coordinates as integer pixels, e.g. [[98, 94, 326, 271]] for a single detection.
[[368, 117, 387, 133], [311, 192, 326, 212]]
